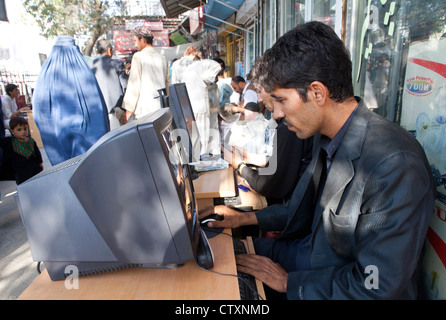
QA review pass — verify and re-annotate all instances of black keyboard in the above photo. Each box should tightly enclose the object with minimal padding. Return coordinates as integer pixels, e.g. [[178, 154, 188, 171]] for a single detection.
[[233, 238, 259, 300]]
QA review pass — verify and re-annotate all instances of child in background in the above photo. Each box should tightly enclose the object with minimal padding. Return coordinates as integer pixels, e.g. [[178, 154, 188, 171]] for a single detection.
[[0, 117, 43, 185]]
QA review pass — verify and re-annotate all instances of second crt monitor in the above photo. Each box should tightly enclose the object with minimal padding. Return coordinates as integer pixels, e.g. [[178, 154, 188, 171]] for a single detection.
[[16, 108, 214, 281]]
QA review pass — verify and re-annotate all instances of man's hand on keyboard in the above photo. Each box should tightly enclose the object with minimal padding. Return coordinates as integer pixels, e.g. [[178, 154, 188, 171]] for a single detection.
[[236, 254, 288, 294], [199, 205, 258, 229]]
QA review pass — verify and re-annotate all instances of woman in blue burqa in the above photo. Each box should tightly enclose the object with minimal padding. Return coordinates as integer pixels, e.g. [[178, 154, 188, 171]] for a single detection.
[[33, 36, 110, 166]]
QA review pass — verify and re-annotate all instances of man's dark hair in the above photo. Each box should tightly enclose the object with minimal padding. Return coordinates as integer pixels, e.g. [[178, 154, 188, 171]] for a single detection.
[[213, 57, 226, 77], [139, 35, 153, 45], [256, 21, 354, 103], [96, 40, 112, 55], [5, 84, 18, 96], [213, 57, 225, 69], [232, 75, 245, 84]]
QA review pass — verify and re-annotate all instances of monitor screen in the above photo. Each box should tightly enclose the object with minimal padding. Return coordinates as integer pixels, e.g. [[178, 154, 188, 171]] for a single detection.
[[16, 108, 213, 281], [168, 83, 202, 163]]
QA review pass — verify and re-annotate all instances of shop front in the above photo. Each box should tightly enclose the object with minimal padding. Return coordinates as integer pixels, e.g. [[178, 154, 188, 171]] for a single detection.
[[345, 0, 446, 300], [216, 0, 346, 79], [164, 6, 446, 295], [227, 0, 446, 300]]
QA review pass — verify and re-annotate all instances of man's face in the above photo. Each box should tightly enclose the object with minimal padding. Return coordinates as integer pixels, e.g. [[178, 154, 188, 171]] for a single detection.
[[134, 36, 145, 51], [231, 81, 244, 94], [106, 47, 114, 58], [258, 88, 274, 113], [10, 88, 20, 99], [270, 87, 322, 139]]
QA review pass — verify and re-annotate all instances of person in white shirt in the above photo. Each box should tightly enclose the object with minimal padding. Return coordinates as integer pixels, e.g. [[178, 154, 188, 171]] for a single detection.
[[226, 102, 268, 155], [2, 84, 28, 129], [121, 26, 170, 124], [171, 45, 198, 84], [230, 76, 258, 116], [183, 59, 222, 156]]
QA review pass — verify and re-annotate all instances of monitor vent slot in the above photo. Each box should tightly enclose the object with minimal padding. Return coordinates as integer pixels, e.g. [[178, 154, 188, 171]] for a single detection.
[[66, 264, 143, 278], [26, 155, 83, 183]]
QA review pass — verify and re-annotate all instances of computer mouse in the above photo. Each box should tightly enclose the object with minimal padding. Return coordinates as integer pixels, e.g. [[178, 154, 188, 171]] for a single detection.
[[200, 213, 224, 225]]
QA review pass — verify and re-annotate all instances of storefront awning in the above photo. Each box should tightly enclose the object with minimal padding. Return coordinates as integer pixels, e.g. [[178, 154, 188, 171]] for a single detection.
[[204, 0, 246, 29], [161, 0, 252, 37], [160, 0, 202, 18], [235, 0, 257, 25]]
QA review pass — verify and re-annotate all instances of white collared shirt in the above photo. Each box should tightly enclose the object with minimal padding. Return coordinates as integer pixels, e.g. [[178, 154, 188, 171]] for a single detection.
[[241, 82, 258, 105], [1, 95, 17, 129]]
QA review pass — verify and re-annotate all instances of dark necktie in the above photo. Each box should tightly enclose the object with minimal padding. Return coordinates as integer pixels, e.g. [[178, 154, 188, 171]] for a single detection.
[[311, 148, 328, 230]]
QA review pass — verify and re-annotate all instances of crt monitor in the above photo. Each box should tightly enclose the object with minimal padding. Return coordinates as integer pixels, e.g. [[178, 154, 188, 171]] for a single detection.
[[16, 108, 214, 281], [167, 83, 202, 163]]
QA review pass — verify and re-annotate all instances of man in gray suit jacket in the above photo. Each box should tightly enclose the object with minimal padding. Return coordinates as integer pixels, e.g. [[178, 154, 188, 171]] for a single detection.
[[90, 40, 128, 130], [200, 22, 436, 299]]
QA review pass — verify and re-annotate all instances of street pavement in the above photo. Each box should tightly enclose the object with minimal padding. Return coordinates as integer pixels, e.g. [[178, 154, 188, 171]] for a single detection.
[[0, 148, 52, 300]]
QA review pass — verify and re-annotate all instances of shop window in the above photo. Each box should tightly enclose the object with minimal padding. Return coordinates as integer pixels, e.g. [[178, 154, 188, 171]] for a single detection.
[[312, 0, 337, 29], [350, 0, 446, 123], [262, 0, 277, 50], [349, 0, 446, 209], [278, 1, 306, 35], [245, 24, 256, 75]]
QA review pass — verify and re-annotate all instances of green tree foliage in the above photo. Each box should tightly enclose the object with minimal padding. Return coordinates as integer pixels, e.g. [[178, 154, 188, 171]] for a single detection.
[[22, 0, 127, 55]]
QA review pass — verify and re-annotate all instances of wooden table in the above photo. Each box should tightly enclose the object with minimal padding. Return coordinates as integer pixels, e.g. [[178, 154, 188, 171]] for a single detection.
[[193, 167, 236, 209], [26, 110, 43, 148], [193, 167, 267, 211], [19, 230, 240, 300], [19, 167, 267, 300]]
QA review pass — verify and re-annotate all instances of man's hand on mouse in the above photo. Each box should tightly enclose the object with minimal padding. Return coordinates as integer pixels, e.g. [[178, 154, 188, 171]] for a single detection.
[[199, 205, 258, 229]]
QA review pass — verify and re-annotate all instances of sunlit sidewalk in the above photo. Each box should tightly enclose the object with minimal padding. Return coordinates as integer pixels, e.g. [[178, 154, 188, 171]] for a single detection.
[[0, 148, 52, 300]]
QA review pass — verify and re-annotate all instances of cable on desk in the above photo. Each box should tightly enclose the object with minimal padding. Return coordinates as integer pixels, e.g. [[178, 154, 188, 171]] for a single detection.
[[198, 229, 265, 300]]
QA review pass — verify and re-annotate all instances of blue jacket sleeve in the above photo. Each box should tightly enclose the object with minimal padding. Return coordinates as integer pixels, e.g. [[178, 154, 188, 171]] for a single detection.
[[255, 202, 290, 232]]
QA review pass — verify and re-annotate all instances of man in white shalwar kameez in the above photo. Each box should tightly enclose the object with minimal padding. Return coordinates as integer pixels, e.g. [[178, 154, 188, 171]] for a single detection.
[[183, 59, 222, 156], [122, 26, 170, 123]]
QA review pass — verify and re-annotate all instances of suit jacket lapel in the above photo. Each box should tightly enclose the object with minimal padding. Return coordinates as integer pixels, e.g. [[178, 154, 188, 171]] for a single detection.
[[312, 101, 371, 229], [316, 148, 354, 225], [280, 100, 373, 240]]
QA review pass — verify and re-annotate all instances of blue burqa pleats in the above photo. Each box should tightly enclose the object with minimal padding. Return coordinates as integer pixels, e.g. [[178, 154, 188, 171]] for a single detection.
[[33, 36, 110, 166]]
